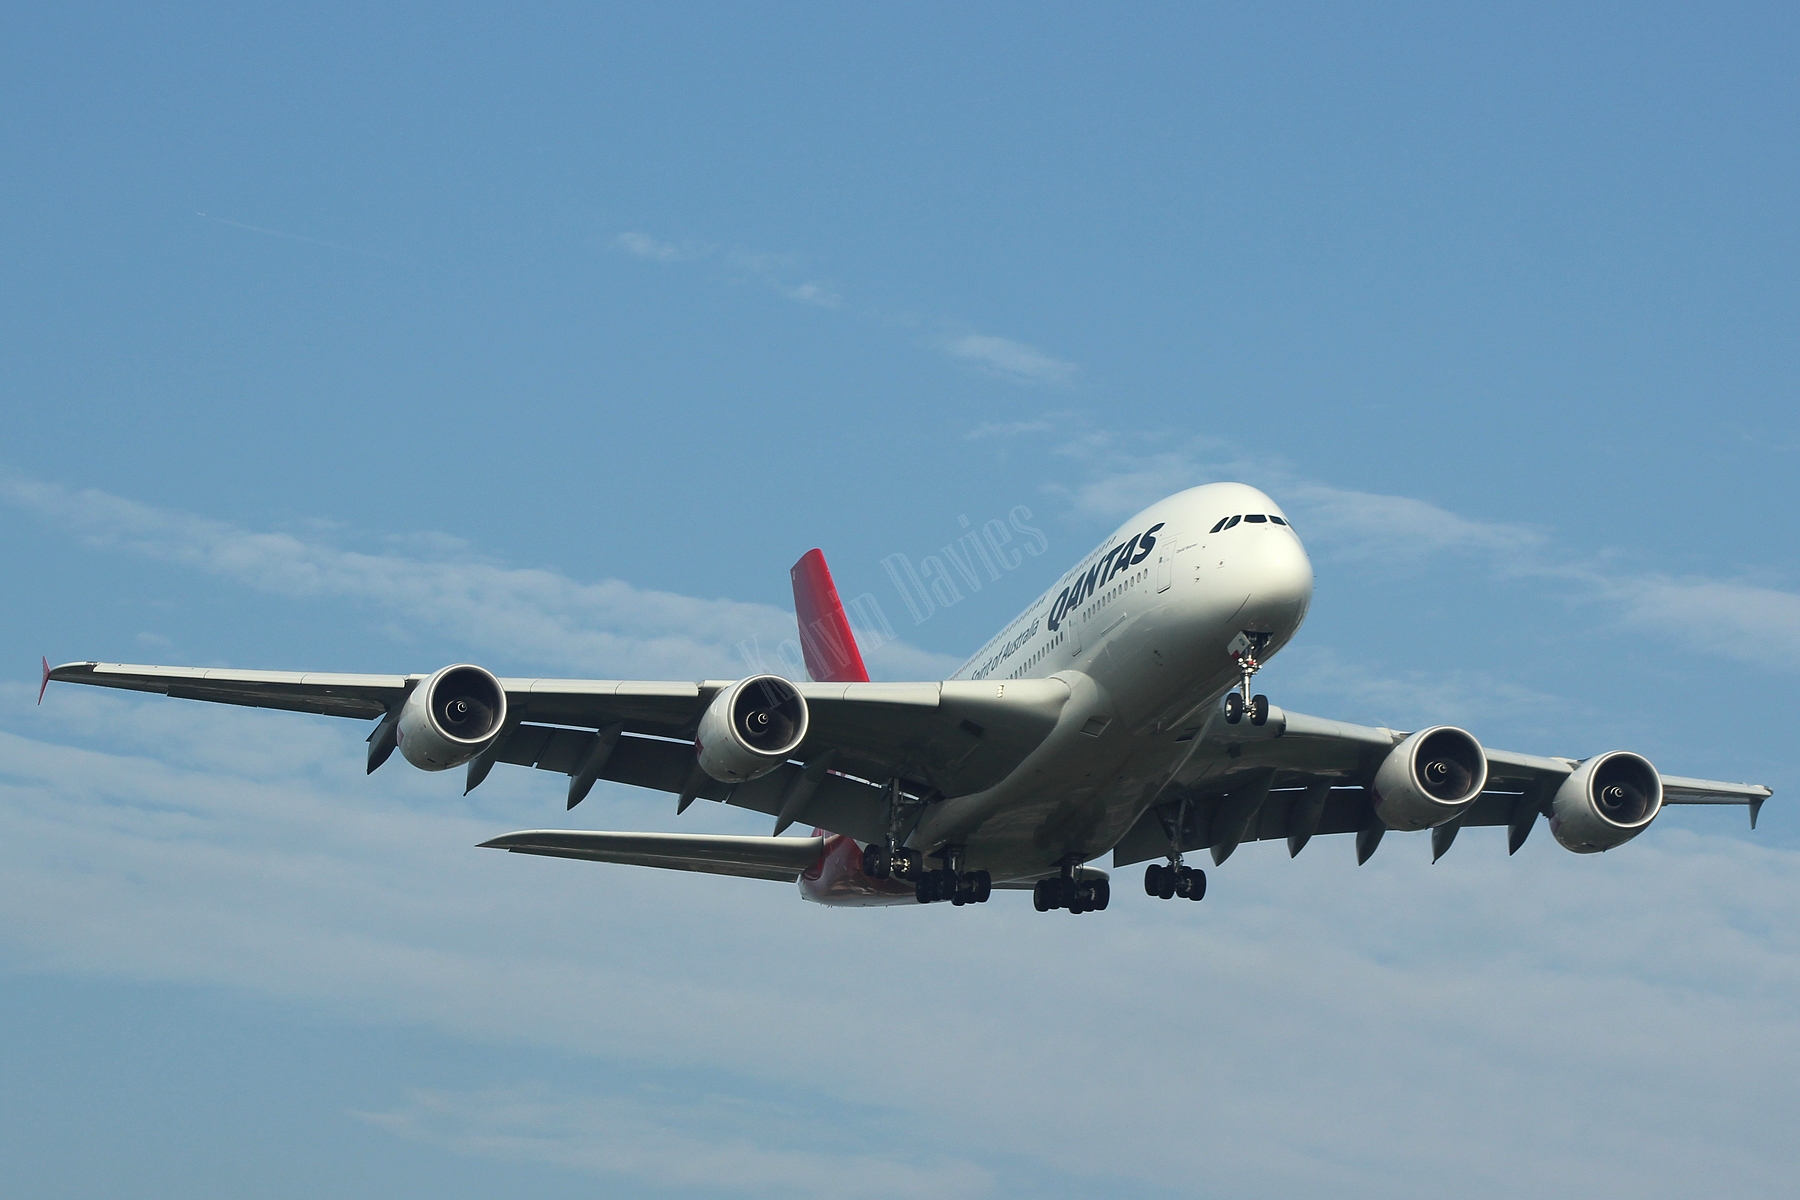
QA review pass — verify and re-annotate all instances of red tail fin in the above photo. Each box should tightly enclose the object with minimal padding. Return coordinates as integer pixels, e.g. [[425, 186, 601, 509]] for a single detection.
[[790, 549, 870, 683]]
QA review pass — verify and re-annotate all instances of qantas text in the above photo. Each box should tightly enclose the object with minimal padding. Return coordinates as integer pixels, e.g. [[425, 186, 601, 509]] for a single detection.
[[1045, 523, 1163, 633]]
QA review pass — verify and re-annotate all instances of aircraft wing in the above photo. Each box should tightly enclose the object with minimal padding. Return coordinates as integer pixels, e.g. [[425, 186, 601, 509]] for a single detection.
[[43, 660, 411, 720], [44, 661, 1072, 843], [1112, 706, 1773, 867], [479, 829, 825, 882]]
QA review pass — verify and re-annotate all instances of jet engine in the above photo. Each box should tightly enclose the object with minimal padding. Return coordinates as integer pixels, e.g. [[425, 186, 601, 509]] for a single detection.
[[1550, 751, 1662, 853], [1372, 726, 1489, 831], [696, 674, 810, 783], [397, 664, 508, 771]]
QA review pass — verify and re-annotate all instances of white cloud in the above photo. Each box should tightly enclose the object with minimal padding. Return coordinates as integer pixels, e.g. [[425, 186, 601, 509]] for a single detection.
[[1582, 573, 1800, 665], [1050, 433, 1535, 558], [779, 281, 843, 309], [615, 231, 712, 262], [1279, 644, 1566, 733], [610, 229, 1082, 389], [0, 476, 960, 682], [724, 248, 800, 273], [1280, 487, 1800, 666], [1283, 481, 1543, 562], [1059, 446, 1239, 519], [4, 681, 1797, 1197], [942, 334, 1076, 386], [618, 232, 847, 315], [1049, 433, 1800, 670], [7, 470, 1791, 1194], [963, 419, 1055, 440], [359, 1087, 992, 1199]]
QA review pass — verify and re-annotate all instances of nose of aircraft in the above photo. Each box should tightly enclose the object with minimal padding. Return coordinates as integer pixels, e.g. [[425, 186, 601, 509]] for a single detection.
[[1230, 513, 1315, 636]]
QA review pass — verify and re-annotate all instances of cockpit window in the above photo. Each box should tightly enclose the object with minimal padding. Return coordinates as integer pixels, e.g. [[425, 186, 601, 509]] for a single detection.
[[1210, 516, 1229, 533], [1269, 515, 1287, 526], [1244, 514, 1267, 523], [1223, 514, 1241, 529]]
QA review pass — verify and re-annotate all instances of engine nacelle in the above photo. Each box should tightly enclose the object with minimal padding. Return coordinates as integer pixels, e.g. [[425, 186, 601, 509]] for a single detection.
[[397, 664, 508, 771], [1372, 726, 1489, 831], [1550, 751, 1662, 853], [695, 674, 809, 783]]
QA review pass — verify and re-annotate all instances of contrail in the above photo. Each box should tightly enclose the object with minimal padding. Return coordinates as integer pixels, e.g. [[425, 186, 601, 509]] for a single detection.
[[196, 212, 389, 259]]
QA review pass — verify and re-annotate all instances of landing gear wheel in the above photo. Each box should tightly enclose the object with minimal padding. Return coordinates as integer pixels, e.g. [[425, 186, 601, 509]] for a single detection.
[[1036, 868, 1107, 912], [1224, 692, 1245, 724], [915, 866, 991, 905], [1148, 863, 1206, 901], [1250, 694, 1269, 726], [862, 843, 888, 878], [1175, 866, 1207, 900]]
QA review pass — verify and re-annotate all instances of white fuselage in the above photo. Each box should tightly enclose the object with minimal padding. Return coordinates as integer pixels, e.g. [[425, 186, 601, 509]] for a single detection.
[[910, 482, 1315, 880]]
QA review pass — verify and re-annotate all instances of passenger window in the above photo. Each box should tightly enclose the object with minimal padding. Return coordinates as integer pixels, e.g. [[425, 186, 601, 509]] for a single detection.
[[1224, 515, 1241, 529], [1210, 516, 1229, 533], [1244, 514, 1267, 523], [1269, 515, 1287, 525]]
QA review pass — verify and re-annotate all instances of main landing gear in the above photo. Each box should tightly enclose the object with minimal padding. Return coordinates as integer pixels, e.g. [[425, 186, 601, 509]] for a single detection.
[[1223, 631, 1273, 726], [1144, 861, 1206, 901], [864, 841, 992, 905], [1146, 795, 1206, 901], [915, 867, 992, 905], [1033, 860, 1111, 914], [862, 841, 921, 880]]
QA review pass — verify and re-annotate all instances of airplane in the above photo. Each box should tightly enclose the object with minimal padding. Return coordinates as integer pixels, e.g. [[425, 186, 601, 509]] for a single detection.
[[41, 482, 1773, 914]]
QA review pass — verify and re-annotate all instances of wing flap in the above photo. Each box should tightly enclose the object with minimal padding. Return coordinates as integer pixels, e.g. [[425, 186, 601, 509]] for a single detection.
[[495, 725, 891, 842], [479, 829, 825, 883]]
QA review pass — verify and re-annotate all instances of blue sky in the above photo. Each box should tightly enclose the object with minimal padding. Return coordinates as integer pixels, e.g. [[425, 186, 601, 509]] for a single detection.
[[2, 4, 1797, 1196]]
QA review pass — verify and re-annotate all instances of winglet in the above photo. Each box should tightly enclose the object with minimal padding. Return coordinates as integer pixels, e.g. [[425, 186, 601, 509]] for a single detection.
[[790, 549, 870, 684], [38, 657, 51, 705]]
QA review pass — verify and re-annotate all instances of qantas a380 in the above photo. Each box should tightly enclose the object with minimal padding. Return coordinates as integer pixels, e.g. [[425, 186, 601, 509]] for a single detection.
[[42, 483, 1773, 913]]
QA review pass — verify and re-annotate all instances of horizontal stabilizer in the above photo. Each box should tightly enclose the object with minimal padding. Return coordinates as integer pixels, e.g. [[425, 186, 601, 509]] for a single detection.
[[479, 829, 825, 883]]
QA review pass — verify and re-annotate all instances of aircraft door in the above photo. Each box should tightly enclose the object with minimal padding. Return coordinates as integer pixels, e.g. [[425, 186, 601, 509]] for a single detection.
[[1156, 550, 1172, 593]]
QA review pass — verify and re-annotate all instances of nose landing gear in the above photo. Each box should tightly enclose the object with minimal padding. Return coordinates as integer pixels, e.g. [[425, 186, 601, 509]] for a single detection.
[[1223, 631, 1272, 726]]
